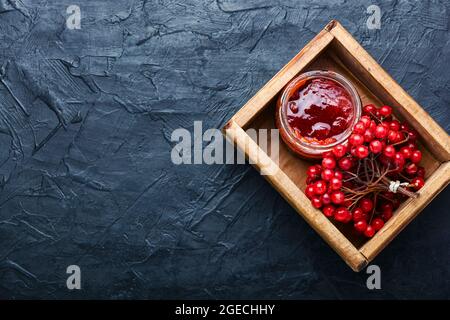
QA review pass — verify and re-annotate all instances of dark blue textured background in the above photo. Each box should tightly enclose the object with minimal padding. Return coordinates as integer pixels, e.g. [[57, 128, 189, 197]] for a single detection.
[[0, 0, 449, 299]]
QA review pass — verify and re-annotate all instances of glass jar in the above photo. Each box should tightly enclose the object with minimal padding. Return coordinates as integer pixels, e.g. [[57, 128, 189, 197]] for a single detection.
[[275, 70, 362, 159]]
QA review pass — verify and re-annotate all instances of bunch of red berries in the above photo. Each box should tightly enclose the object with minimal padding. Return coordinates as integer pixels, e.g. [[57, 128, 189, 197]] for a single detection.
[[305, 104, 425, 238]]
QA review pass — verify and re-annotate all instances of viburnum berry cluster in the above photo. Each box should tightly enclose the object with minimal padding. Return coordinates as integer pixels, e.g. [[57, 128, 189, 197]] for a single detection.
[[305, 104, 425, 238]]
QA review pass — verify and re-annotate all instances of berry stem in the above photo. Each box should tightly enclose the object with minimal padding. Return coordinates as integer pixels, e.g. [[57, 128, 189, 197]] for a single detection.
[[380, 176, 418, 199], [341, 157, 418, 200]]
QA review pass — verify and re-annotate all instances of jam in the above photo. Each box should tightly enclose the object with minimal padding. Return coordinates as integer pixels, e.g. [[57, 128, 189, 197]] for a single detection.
[[287, 78, 354, 144], [276, 71, 361, 158]]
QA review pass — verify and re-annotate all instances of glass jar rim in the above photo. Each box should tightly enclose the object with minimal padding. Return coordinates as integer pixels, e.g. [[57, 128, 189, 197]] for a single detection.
[[277, 70, 362, 156]]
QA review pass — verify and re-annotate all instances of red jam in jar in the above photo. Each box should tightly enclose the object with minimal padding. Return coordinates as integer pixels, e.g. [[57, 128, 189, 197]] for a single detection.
[[276, 71, 361, 158]]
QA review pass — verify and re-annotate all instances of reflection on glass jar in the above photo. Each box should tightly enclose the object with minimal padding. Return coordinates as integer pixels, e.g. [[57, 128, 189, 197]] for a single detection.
[[276, 70, 362, 158]]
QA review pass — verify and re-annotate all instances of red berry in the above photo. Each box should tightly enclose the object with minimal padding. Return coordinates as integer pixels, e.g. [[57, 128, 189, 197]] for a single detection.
[[363, 129, 375, 143], [322, 151, 334, 158], [385, 116, 394, 123], [330, 177, 342, 191], [379, 105, 392, 117], [334, 170, 343, 180], [372, 218, 385, 231], [389, 120, 400, 131], [349, 133, 364, 146], [400, 122, 409, 131], [381, 202, 393, 213], [416, 166, 425, 178], [381, 203, 393, 221], [410, 150, 422, 164], [350, 146, 358, 158], [338, 157, 353, 171], [305, 185, 315, 199], [382, 210, 393, 221], [363, 104, 376, 115], [322, 157, 336, 169], [354, 220, 368, 233], [411, 177, 425, 190], [353, 122, 366, 134], [405, 162, 418, 176], [399, 146, 412, 159], [322, 205, 335, 217], [329, 177, 342, 191], [364, 225, 376, 238], [332, 144, 347, 158], [369, 140, 383, 154], [408, 129, 418, 142], [360, 198, 374, 213], [321, 193, 331, 205], [306, 177, 316, 185], [314, 180, 327, 195], [355, 145, 369, 159], [405, 142, 417, 150], [383, 145, 396, 158], [343, 199, 352, 208], [375, 110, 381, 119], [387, 130, 398, 142], [379, 154, 391, 167], [307, 165, 321, 178], [334, 207, 352, 223], [321, 168, 334, 181], [353, 207, 368, 222], [374, 125, 387, 139], [360, 116, 371, 128], [393, 153, 405, 169], [311, 196, 322, 208], [331, 191, 345, 205]]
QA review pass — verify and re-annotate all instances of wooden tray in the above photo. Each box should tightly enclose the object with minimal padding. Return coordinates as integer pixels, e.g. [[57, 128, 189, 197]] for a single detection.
[[223, 20, 450, 272]]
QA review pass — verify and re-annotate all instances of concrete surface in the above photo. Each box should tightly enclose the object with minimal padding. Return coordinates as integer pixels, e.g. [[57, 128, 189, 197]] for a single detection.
[[0, 0, 449, 299]]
